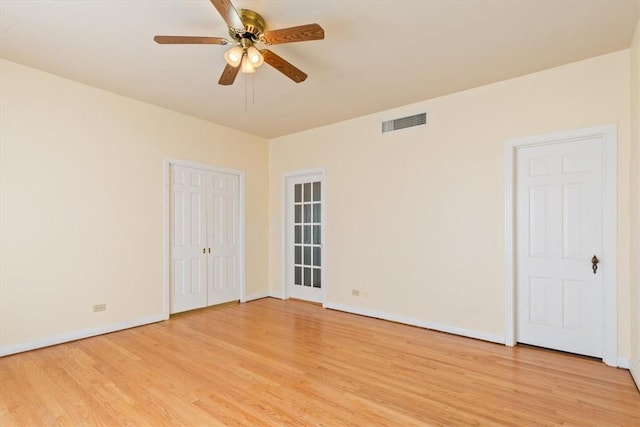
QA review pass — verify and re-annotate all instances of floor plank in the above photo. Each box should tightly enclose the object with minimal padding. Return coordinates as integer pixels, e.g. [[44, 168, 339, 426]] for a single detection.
[[1, 298, 638, 426]]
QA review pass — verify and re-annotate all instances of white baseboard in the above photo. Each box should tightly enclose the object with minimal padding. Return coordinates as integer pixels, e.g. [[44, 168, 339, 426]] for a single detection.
[[616, 358, 630, 369], [243, 292, 270, 302], [323, 302, 505, 345], [631, 364, 639, 391], [268, 291, 285, 300], [0, 313, 165, 357]]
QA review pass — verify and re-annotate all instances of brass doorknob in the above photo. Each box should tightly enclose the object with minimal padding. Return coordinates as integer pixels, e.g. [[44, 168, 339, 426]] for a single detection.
[[591, 255, 599, 274]]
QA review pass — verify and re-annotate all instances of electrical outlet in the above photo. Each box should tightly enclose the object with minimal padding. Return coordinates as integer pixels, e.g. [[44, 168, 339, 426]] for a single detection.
[[352, 289, 360, 296], [361, 291, 369, 297], [93, 304, 106, 312]]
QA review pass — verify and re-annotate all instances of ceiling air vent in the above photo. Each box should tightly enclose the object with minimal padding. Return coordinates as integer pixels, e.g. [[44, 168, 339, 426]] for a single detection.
[[381, 112, 427, 134]]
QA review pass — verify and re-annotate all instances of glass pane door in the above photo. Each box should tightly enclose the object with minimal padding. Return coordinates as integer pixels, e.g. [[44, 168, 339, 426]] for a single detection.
[[288, 173, 323, 302]]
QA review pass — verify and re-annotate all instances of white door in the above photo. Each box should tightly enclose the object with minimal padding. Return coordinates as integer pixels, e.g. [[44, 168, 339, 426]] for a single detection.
[[170, 166, 207, 313], [170, 165, 241, 313], [287, 173, 323, 303], [516, 137, 603, 357], [207, 171, 240, 305]]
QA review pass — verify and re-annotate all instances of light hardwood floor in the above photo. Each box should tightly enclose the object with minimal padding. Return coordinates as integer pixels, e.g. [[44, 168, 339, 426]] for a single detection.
[[1, 298, 638, 426]]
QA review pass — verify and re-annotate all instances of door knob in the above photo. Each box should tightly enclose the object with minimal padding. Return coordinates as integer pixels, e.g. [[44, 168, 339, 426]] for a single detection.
[[591, 255, 599, 274]]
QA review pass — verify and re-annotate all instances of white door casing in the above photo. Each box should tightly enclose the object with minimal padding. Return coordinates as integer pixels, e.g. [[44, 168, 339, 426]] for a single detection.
[[283, 169, 325, 303], [164, 159, 246, 316], [505, 125, 617, 366]]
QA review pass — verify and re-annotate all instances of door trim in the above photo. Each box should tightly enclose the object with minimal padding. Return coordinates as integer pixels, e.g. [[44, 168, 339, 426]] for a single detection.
[[281, 168, 326, 304], [163, 158, 246, 319], [504, 124, 618, 366]]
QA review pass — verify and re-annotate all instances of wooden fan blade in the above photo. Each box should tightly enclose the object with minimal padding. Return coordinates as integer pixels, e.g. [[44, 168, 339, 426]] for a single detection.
[[218, 63, 240, 86], [210, 0, 244, 31], [262, 24, 324, 45], [261, 50, 307, 83], [154, 36, 229, 45]]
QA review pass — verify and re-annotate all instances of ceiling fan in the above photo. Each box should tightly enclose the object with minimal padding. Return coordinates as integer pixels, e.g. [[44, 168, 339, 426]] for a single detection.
[[154, 0, 325, 86]]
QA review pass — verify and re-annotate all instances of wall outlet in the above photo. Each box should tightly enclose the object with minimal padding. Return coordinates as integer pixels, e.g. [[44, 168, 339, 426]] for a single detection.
[[352, 289, 360, 296], [93, 304, 107, 312], [361, 291, 369, 298]]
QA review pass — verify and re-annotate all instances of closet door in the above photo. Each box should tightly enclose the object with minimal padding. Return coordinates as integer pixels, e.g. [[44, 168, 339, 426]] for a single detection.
[[170, 165, 242, 314], [170, 165, 207, 313], [206, 171, 241, 305]]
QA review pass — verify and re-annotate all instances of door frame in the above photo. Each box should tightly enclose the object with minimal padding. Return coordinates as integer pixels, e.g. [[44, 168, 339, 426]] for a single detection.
[[504, 124, 618, 366], [163, 158, 246, 318], [281, 168, 326, 304]]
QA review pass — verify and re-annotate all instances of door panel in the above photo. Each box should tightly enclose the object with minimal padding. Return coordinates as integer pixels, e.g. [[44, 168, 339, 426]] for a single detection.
[[528, 277, 549, 325], [171, 166, 207, 313], [563, 183, 587, 259], [516, 138, 603, 357], [529, 185, 551, 257], [207, 171, 240, 305], [563, 279, 584, 330]]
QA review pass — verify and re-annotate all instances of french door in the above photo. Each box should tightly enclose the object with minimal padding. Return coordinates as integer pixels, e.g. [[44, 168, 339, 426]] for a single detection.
[[170, 164, 242, 313], [286, 172, 324, 303]]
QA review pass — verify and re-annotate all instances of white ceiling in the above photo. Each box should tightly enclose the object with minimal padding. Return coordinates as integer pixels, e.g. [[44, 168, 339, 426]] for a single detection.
[[1, 0, 638, 138]]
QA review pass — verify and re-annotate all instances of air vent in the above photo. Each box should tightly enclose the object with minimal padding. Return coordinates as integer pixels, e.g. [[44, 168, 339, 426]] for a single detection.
[[381, 112, 427, 134]]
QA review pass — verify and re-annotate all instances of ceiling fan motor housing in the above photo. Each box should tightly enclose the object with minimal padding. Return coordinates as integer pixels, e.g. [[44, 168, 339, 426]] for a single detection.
[[230, 9, 266, 42]]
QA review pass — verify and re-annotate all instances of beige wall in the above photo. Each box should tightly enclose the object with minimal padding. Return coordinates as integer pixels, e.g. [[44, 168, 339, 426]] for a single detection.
[[269, 51, 632, 357], [0, 59, 269, 352], [630, 19, 640, 383], [1, 45, 636, 367]]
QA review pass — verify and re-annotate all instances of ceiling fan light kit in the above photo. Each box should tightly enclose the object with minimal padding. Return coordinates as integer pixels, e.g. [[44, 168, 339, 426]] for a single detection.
[[154, 0, 324, 86], [223, 39, 264, 71], [224, 45, 243, 67], [246, 46, 264, 67], [240, 56, 256, 74]]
